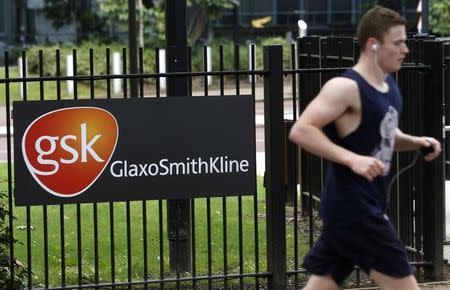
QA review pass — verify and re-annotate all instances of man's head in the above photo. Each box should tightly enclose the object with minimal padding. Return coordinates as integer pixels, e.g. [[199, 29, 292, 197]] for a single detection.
[[357, 6, 409, 72], [357, 6, 407, 50]]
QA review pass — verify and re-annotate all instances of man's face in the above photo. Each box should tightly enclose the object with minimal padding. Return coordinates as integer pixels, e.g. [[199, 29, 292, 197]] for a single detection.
[[378, 25, 409, 72]]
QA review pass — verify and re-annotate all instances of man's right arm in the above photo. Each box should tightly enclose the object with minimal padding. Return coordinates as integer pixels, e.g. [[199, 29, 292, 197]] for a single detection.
[[288, 77, 385, 181]]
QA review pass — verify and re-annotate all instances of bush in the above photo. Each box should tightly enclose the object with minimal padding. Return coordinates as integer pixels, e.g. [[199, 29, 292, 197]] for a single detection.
[[23, 36, 294, 91], [191, 36, 293, 72], [0, 192, 27, 289]]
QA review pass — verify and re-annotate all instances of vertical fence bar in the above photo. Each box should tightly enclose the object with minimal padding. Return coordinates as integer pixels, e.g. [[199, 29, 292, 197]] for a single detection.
[[234, 44, 245, 290], [5, 50, 15, 290], [203, 45, 213, 290], [140, 50, 149, 290], [264, 45, 287, 290], [251, 42, 260, 290], [89, 48, 100, 288], [219, 44, 229, 290], [187, 46, 195, 290], [109, 202, 116, 289], [123, 48, 128, 98], [73, 49, 78, 100], [155, 48, 163, 290], [127, 201, 132, 289], [188, 46, 192, 97], [106, 45, 116, 290], [159, 200, 165, 289], [290, 43, 299, 289], [56, 49, 66, 288], [21, 49, 33, 290], [155, 48, 160, 98], [38, 49, 50, 289], [139, 47, 144, 98], [191, 198, 197, 290], [72, 48, 83, 287], [306, 41, 314, 249], [422, 40, 444, 281], [106, 48, 112, 99]]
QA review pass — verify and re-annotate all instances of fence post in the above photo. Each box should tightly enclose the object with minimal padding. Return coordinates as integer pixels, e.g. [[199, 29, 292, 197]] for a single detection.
[[422, 39, 444, 281], [165, 0, 192, 274], [444, 44, 450, 180], [263, 45, 287, 290]]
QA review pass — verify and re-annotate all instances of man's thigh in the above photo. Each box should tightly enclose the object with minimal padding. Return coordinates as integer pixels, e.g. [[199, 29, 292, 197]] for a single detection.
[[370, 269, 419, 290]]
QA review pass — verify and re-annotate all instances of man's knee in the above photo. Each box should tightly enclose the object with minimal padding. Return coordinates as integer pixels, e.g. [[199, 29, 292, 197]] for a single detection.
[[370, 269, 419, 290], [302, 274, 339, 290]]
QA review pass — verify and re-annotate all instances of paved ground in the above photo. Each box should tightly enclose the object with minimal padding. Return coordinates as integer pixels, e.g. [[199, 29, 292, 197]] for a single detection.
[[347, 283, 450, 289]]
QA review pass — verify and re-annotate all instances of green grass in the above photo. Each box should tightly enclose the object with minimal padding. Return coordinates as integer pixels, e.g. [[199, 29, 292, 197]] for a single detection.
[[0, 162, 310, 288]]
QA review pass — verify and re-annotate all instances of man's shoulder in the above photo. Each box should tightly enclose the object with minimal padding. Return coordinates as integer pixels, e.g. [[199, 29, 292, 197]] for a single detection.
[[321, 76, 359, 97]]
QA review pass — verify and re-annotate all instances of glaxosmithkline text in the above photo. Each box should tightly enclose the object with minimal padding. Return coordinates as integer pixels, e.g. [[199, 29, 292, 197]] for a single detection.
[[110, 156, 250, 178]]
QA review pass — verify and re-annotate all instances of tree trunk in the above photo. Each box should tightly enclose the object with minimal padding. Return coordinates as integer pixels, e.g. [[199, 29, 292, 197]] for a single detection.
[[138, 0, 144, 48], [187, 7, 208, 46]]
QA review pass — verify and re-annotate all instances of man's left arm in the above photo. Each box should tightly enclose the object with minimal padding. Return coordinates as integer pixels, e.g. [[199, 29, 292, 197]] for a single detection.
[[394, 128, 441, 161]]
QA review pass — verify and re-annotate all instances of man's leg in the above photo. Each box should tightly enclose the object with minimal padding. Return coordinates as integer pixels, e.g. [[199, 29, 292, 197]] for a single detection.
[[302, 274, 339, 290], [370, 269, 419, 290]]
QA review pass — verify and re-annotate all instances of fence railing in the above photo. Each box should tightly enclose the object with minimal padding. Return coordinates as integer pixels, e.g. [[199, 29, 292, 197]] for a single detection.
[[294, 35, 445, 284]]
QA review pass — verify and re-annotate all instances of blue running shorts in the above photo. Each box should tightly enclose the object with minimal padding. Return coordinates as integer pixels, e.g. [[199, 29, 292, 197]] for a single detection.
[[302, 213, 413, 286]]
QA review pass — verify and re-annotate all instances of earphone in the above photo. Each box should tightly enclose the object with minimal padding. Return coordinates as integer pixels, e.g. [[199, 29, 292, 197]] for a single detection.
[[386, 140, 435, 203], [371, 43, 378, 52]]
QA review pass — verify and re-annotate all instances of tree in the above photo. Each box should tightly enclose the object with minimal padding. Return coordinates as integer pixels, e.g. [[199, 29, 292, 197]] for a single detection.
[[429, 0, 450, 36], [187, 0, 238, 45], [97, 0, 165, 47], [44, 0, 105, 43]]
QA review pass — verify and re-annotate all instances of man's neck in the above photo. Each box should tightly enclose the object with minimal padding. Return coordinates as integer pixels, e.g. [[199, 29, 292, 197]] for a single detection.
[[354, 53, 387, 86]]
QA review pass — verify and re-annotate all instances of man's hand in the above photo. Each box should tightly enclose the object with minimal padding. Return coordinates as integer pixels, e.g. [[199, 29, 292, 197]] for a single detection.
[[349, 156, 385, 182], [417, 137, 441, 161]]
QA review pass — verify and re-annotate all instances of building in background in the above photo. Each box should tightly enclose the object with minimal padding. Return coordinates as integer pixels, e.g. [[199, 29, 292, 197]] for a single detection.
[[1, 0, 422, 49], [214, 0, 421, 40], [0, 0, 95, 50]]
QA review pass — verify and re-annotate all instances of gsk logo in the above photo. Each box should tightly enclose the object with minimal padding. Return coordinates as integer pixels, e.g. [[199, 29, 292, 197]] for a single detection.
[[22, 107, 119, 197]]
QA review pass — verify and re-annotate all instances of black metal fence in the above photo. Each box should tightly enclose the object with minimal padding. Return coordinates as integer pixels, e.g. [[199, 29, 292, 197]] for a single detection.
[[294, 35, 446, 285], [0, 36, 446, 289]]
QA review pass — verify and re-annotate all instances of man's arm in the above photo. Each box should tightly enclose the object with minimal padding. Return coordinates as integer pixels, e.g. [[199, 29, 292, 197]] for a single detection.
[[394, 128, 441, 161], [289, 77, 385, 181]]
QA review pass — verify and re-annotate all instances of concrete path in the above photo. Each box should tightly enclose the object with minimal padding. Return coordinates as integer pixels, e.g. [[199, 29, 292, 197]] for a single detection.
[[347, 282, 450, 289]]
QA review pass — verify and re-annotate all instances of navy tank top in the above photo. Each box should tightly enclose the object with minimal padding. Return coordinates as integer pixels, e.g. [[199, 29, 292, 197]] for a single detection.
[[319, 68, 403, 226]]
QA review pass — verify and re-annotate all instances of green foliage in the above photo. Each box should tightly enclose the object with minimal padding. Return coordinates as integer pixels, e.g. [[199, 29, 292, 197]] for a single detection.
[[257, 37, 293, 69], [97, 0, 165, 47], [189, 36, 292, 73], [430, 0, 450, 36], [44, 0, 106, 42], [26, 41, 154, 76], [0, 192, 27, 289], [188, 0, 237, 19], [25, 36, 292, 76]]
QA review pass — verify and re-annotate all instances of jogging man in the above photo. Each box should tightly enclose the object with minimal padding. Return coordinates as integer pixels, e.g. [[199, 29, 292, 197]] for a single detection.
[[289, 6, 442, 290]]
